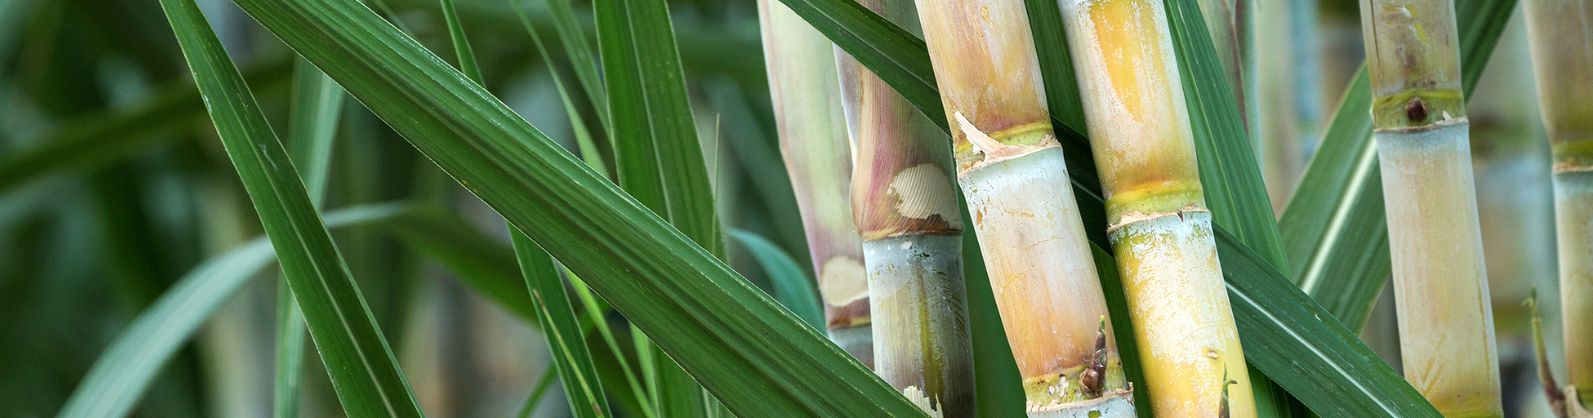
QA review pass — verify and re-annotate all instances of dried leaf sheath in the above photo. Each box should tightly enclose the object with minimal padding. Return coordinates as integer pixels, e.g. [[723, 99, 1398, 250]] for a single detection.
[[912, 0, 1131, 414], [756, 0, 872, 364], [1058, 0, 1255, 416], [1523, 0, 1593, 411], [1359, 0, 1501, 416], [839, 0, 974, 415]]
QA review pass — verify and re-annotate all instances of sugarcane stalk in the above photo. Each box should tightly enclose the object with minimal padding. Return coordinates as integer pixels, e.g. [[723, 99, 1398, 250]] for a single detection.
[[1523, 1, 1593, 414], [837, 1, 974, 415], [911, 0, 1132, 415], [1358, 0, 1502, 416], [755, 0, 873, 366], [1057, 1, 1254, 416]]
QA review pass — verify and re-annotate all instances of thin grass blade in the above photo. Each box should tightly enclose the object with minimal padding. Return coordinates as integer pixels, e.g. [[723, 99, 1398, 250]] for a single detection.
[[273, 57, 345, 418], [513, 232, 611, 418], [1163, 0, 1287, 268], [156, 1, 422, 415]]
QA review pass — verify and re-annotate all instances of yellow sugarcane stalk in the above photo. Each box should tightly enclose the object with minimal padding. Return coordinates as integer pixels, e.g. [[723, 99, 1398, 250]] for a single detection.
[[1057, 0, 1254, 416], [912, 0, 1132, 415]]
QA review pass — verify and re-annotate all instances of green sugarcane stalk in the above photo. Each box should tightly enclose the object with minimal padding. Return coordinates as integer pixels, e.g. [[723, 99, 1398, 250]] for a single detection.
[[837, 1, 974, 416], [912, 0, 1132, 415], [1057, 0, 1255, 416], [1359, 0, 1502, 416], [756, 0, 874, 366], [1523, 1, 1593, 415]]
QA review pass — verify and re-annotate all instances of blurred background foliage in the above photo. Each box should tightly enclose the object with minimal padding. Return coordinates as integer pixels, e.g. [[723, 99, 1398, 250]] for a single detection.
[[0, 0, 1565, 416]]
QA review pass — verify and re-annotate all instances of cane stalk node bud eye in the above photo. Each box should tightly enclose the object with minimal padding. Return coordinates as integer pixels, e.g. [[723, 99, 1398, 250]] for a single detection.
[[1406, 97, 1428, 123]]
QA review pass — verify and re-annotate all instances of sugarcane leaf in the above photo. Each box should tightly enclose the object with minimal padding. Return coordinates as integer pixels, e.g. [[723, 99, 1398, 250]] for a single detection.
[[514, 232, 612, 418], [1215, 228, 1440, 417], [1279, 0, 1517, 330], [510, 0, 608, 178], [1163, 0, 1287, 269], [59, 206, 409, 418], [0, 59, 292, 196], [155, 0, 422, 415], [223, 0, 921, 415], [536, 0, 611, 133], [593, 0, 727, 415], [441, 4, 615, 416], [1161, 2, 1299, 415], [1020, 0, 1087, 135], [273, 57, 345, 418], [730, 230, 823, 331]]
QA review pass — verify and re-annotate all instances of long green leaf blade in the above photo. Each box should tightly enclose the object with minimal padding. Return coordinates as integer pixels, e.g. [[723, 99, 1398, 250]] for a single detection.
[[1163, 0, 1287, 268], [223, 0, 921, 414], [593, 1, 724, 414], [155, 1, 422, 415], [513, 232, 612, 418], [440, 4, 615, 417], [1161, 2, 1298, 415], [273, 57, 345, 418], [1279, 0, 1517, 329]]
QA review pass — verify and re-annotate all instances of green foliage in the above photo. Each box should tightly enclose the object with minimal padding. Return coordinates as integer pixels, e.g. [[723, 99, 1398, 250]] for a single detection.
[[156, 0, 423, 415]]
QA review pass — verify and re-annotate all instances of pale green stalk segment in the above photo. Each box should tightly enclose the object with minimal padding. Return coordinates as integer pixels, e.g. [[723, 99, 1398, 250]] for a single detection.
[[1522, 0, 1593, 407], [1556, 173, 1593, 409], [865, 235, 975, 418], [1280, 0, 1517, 333], [157, 0, 423, 415], [756, 0, 872, 363], [1373, 124, 1500, 417], [1358, 1, 1500, 416], [1359, 0, 1464, 130]]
